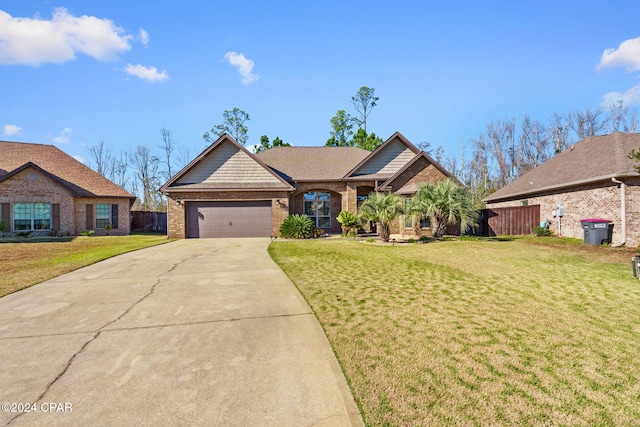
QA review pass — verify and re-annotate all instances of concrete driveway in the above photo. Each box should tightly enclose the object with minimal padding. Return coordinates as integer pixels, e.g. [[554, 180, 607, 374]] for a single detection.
[[0, 239, 362, 426]]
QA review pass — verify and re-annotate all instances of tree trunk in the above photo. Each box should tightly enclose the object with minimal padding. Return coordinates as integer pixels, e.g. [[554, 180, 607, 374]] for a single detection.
[[379, 222, 391, 242]]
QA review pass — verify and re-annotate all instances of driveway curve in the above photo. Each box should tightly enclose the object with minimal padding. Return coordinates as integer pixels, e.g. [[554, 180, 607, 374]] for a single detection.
[[0, 238, 363, 426]]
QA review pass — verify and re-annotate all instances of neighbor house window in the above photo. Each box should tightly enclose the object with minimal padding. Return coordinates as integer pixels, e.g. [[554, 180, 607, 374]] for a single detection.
[[95, 204, 111, 229], [304, 192, 331, 228], [13, 203, 51, 231]]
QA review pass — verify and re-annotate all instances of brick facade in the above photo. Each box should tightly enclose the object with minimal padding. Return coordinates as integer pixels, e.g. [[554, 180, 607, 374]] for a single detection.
[[74, 198, 132, 236], [487, 178, 640, 246], [165, 191, 290, 239], [0, 167, 131, 237]]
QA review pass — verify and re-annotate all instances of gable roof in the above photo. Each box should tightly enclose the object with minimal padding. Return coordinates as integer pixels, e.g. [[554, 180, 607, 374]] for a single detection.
[[161, 134, 293, 192], [485, 132, 640, 203], [379, 152, 455, 193], [256, 146, 370, 181], [343, 132, 420, 180], [0, 141, 134, 199]]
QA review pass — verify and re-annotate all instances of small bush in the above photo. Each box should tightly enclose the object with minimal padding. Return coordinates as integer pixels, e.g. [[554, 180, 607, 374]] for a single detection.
[[419, 236, 429, 243], [0, 221, 8, 238], [80, 230, 96, 237], [534, 226, 552, 237], [279, 215, 315, 239], [337, 211, 361, 235], [407, 238, 416, 243], [365, 237, 375, 243]]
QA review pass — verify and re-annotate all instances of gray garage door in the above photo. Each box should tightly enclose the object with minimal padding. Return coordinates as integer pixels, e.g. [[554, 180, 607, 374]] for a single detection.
[[186, 201, 272, 238]]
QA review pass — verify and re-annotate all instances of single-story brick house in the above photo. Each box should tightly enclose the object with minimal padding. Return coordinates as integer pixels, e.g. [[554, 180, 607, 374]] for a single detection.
[[161, 132, 454, 238], [484, 132, 640, 246], [0, 141, 135, 237]]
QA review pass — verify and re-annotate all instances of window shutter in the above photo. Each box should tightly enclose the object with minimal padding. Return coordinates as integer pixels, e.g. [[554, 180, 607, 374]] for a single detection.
[[86, 204, 94, 230], [1, 203, 9, 225], [111, 204, 119, 229], [52, 204, 60, 231]]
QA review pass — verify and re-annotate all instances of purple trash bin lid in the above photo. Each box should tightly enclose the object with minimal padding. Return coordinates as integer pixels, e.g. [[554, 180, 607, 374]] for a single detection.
[[580, 218, 611, 223]]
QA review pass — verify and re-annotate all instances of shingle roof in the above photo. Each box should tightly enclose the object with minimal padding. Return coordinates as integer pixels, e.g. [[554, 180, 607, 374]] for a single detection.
[[256, 146, 370, 181], [161, 135, 293, 192], [485, 132, 640, 202], [0, 141, 135, 198]]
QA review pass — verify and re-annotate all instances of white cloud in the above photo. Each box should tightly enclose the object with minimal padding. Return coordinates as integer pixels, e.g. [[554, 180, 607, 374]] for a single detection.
[[602, 85, 640, 107], [139, 28, 149, 47], [125, 63, 169, 82], [0, 8, 133, 66], [73, 155, 85, 164], [223, 51, 258, 85], [597, 37, 640, 72], [3, 124, 22, 136], [52, 127, 72, 144]]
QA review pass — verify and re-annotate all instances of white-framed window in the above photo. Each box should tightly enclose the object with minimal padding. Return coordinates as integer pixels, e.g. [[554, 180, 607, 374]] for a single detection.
[[95, 204, 111, 229], [304, 191, 331, 228], [13, 203, 51, 231]]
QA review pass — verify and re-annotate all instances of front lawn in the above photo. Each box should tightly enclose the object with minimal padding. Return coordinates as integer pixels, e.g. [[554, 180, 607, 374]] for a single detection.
[[0, 234, 172, 298], [269, 237, 640, 426]]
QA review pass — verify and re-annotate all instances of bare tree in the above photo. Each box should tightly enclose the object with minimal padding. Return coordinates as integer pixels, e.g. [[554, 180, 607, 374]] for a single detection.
[[88, 141, 116, 181], [549, 112, 570, 154], [486, 118, 516, 189], [569, 107, 607, 140], [159, 127, 175, 180], [113, 151, 129, 190], [128, 145, 162, 211], [175, 147, 194, 171], [516, 115, 550, 176], [607, 100, 628, 133]]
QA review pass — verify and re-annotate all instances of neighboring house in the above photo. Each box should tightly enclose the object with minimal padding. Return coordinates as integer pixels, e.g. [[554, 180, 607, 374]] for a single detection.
[[484, 132, 640, 246], [161, 132, 454, 238], [0, 141, 136, 237]]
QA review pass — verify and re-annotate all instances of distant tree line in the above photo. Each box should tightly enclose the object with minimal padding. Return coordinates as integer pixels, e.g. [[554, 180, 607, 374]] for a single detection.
[[440, 101, 639, 205], [88, 99, 639, 211]]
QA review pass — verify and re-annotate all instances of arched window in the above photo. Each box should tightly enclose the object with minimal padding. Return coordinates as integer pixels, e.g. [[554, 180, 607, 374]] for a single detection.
[[304, 192, 331, 228]]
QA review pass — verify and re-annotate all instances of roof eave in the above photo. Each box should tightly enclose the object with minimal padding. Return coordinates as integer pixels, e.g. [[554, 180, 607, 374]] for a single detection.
[[484, 172, 638, 203], [163, 186, 293, 193]]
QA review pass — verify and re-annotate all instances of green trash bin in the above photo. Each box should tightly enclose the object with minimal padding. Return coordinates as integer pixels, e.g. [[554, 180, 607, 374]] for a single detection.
[[580, 219, 613, 245]]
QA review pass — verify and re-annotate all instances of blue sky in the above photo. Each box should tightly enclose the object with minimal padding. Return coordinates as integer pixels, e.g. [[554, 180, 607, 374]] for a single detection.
[[2, 1, 640, 167]]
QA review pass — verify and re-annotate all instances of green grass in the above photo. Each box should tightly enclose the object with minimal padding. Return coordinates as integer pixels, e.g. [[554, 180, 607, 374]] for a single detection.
[[0, 234, 173, 297], [269, 237, 640, 426]]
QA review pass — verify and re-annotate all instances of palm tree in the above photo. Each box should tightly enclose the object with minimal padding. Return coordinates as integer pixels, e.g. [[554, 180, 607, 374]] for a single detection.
[[412, 179, 479, 237], [359, 192, 404, 242]]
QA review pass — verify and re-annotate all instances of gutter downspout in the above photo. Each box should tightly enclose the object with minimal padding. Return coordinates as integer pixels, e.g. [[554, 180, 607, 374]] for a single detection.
[[611, 177, 626, 247]]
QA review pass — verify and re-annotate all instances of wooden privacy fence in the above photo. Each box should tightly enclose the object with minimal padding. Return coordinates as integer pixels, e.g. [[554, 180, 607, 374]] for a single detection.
[[131, 211, 167, 233], [480, 205, 540, 236]]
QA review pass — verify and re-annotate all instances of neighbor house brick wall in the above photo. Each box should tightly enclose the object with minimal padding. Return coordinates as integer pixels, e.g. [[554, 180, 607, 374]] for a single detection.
[[165, 191, 290, 238], [74, 198, 132, 236], [485, 179, 640, 246], [0, 167, 75, 236]]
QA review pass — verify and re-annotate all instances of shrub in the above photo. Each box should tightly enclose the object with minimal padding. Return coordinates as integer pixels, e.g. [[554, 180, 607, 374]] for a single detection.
[[0, 221, 8, 239], [407, 238, 416, 243], [279, 214, 315, 239], [80, 230, 96, 237], [336, 211, 361, 235], [534, 226, 552, 237], [365, 237, 375, 243]]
